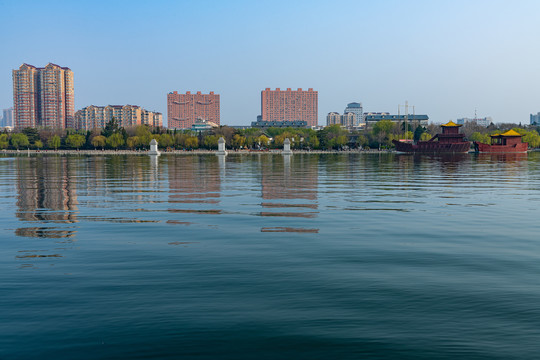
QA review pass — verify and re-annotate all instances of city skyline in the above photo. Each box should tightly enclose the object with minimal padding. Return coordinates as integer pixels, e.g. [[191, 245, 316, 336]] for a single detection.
[[2, 1, 540, 126]]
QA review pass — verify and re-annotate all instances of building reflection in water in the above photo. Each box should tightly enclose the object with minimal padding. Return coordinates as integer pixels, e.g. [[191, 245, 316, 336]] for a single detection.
[[15, 156, 79, 239], [260, 154, 319, 233], [167, 156, 221, 222]]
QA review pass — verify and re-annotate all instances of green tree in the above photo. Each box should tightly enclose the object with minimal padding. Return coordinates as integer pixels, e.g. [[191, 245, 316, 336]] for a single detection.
[[34, 140, 43, 149], [306, 135, 319, 149], [273, 132, 294, 147], [159, 133, 174, 148], [66, 134, 86, 149], [213, 126, 235, 145], [256, 135, 270, 148], [335, 135, 348, 149], [126, 136, 139, 149], [203, 135, 219, 149], [318, 125, 348, 149], [22, 128, 40, 144], [470, 132, 491, 145], [232, 134, 246, 149], [0, 134, 9, 149], [184, 136, 199, 149], [372, 120, 395, 148], [11, 133, 29, 149], [136, 125, 152, 147], [106, 133, 125, 148], [102, 118, 120, 138], [514, 128, 540, 148], [413, 125, 425, 142], [91, 135, 106, 149], [355, 134, 368, 148], [47, 135, 61, 150]]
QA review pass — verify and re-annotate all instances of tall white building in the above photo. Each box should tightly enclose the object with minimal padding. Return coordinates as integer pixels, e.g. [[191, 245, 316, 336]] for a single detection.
[[344, 102, 364, 126]]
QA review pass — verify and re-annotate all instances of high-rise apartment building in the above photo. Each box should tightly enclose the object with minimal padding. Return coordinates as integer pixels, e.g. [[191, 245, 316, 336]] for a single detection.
[[12, 63, 74, 129], [261, 88, 318, 127], [344, 102, 364, 126], [75, 105, 162, 130], [167, 91, 220, 129]]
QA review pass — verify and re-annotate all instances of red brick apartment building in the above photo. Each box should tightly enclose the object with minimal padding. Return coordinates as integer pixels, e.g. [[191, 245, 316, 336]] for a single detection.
[[261, 88, 318, 127], [167, 91, 220, 129]]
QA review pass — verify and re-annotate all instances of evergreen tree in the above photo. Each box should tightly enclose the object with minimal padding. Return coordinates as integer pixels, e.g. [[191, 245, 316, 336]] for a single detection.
[[102, 118, 120, 138]]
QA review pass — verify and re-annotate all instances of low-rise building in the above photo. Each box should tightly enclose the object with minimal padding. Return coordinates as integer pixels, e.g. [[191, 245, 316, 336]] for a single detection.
[[191, 119, 219, 132], [364, 113, 429, 127], [251, 120, 308, 129], [457, 117, 492, 127]]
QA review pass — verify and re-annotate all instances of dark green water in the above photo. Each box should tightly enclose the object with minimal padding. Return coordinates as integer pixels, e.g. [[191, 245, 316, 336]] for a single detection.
[[1, 153, 540, 359]]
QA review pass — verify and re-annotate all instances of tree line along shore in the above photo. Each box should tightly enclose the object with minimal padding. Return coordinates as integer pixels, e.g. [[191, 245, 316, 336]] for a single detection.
[[1, 119, 540, 151]]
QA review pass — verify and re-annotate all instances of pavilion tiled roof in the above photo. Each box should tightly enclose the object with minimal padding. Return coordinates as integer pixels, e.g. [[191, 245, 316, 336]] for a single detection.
[[492, 129, 522, 137], [441, 121, 461, 127]]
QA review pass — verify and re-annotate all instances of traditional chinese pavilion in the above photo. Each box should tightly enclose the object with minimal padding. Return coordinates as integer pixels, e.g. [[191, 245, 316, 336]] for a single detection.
[[393, 121, 470, 153], [474, 129, 528, 153]]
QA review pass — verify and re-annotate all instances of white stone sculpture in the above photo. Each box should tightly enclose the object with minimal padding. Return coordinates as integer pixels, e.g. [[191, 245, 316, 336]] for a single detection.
[[148, 138, 160, 156], [282, 138, 292, 155], [216, 137, 228, 155]]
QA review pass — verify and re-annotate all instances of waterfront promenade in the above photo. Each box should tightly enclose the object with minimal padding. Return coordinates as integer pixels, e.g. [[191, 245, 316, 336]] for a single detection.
[[1, 148, 392, 155]]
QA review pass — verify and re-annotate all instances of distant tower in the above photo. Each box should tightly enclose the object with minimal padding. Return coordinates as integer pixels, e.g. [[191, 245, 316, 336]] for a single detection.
[[344, 102, 363, 126]]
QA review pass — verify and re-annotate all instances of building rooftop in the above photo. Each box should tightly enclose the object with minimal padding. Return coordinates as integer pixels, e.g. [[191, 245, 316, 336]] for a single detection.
[[441, 121, 461, 127], [494, 129, 522, 137]]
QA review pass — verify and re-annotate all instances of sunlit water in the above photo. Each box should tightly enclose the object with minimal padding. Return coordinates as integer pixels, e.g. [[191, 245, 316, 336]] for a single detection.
[[1, 153, 540, 359]]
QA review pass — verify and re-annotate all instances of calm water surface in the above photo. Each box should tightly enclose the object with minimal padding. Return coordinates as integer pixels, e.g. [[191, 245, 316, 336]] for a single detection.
[[1, 153, 540, 359]]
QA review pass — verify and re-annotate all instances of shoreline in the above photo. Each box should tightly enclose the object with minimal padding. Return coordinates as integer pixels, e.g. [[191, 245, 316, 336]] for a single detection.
[[2, 149, 536, 156], [1, 149, 393, 155]]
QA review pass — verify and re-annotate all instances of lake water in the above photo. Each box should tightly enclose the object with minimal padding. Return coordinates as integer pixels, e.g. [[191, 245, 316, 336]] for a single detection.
[[1, 153, 540, 359]]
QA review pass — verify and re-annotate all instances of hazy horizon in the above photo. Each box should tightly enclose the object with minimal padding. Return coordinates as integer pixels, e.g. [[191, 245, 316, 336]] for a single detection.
[[1, 0, 539, 127]]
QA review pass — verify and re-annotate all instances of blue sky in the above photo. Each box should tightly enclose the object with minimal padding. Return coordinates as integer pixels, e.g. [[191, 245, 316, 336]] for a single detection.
[[1, 0, 539, 126]]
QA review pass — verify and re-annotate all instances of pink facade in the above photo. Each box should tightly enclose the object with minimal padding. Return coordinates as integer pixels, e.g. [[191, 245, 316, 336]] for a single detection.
[[167, 91, 220, 129], [261, 88, 318, 127]]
